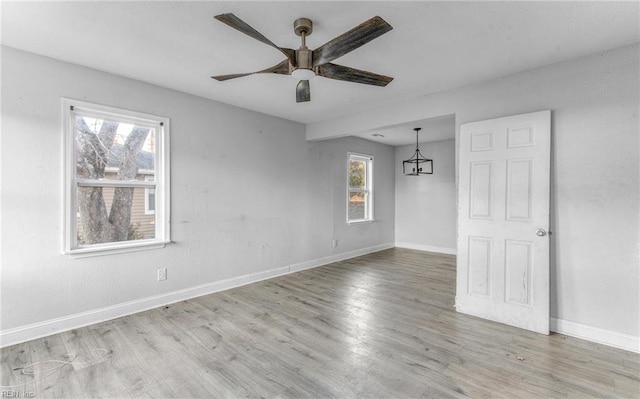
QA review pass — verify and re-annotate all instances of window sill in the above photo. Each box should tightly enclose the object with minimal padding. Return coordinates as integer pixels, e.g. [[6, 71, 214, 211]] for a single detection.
[[347, 219, 375, 226], [66, 240, 171, 259]]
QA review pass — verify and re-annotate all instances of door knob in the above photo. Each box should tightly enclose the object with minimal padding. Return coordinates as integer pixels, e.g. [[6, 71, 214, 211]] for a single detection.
[[536, 228, 547, 237]]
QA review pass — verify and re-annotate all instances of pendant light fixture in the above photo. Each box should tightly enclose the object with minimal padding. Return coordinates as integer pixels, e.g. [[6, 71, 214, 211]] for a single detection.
[[402, 128, 433, 175]]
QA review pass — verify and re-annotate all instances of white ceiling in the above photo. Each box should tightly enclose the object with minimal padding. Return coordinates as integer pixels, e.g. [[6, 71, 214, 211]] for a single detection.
[[2, 1, 638, 145], [353, 114, 455, 146]]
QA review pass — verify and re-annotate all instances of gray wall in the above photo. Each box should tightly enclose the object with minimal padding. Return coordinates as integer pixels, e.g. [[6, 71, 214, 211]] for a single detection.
[[395, 139, 456, 253], [0, 46, 395, 335], [3, 42, 638, 350], [308, 44, 640, 341], [309, 136, 396, 253]]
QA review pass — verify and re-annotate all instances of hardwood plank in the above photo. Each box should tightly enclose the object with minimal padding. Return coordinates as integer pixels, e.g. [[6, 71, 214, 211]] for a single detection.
[[1, 248, 638, 398], [0, 342, 37, 397], [27, 334, 85, 398]]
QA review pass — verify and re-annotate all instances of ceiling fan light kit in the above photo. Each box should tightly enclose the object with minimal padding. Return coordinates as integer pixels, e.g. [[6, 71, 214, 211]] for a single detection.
[[211, 13, 394, 103], [403, 128, 433, 176], [291, 69, 315, 80]]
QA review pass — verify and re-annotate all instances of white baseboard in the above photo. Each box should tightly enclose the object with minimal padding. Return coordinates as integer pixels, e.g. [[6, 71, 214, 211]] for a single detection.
[[0, 242, 394, 348], [290, 242, 395, 273], [395, 242, 457, 255], [551, 317, 640, 353]]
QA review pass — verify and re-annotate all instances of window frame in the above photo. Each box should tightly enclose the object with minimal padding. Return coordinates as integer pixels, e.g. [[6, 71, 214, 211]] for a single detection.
[[63, 98, 171, 257], [347, 152, 374, 224]]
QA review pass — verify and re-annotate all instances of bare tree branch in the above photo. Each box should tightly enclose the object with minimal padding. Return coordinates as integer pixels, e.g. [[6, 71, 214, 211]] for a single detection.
[[75, 117, 120, 244]]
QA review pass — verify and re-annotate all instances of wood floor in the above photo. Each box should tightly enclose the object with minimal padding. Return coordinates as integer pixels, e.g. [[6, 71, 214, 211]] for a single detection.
[[2, 248, 638, 398]]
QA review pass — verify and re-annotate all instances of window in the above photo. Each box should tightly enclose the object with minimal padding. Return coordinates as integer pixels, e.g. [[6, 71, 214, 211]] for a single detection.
[[145, 176, 156, 215], [347, 153, 373, 223], [63, 99, 170, 256]]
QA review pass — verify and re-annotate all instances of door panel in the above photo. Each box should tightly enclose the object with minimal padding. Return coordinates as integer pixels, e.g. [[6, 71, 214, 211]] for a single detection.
[[506, 158, 533, 221], [468, 236, 492, 297], [469, 161, 493, 219], [457, 110, 551, 334], [505, 239, 532, 306]]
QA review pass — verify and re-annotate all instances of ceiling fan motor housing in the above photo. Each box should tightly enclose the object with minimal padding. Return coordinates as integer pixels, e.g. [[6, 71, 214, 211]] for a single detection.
[[296, 48, 312, 70]]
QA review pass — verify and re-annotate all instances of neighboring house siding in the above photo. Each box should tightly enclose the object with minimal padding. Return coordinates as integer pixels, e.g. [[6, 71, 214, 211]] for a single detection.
[[76, 173, 155, 243]]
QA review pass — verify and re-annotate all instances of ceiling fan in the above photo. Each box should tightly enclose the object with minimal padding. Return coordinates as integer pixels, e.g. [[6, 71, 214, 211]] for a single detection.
[[211, 13, 394, 103]]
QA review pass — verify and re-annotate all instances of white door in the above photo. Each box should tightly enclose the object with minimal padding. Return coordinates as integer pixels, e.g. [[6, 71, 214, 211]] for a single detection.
[[456, 110, 551, 334]]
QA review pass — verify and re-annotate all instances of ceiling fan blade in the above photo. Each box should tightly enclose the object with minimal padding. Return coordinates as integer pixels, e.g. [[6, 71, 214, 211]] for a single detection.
[[211, 72, 252, 81], [296, 80, 311, 103], [214, 13, 296, 65], [317, 63, 393, 86], [212, 59, 291, 81], [312, 16, 392, 67]]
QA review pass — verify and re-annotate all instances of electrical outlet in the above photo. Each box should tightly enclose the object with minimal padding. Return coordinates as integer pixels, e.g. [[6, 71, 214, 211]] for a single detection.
[[157, 268, 167, 281], [332, 239, 338, 248]]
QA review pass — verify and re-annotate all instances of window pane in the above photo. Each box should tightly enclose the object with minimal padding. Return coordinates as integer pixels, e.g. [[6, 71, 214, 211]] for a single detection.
[[76, 186, 156, 246], [147, 189, 156, 213], [348, 192, 366, 220], [349, 159, 367, 189], [75, 115, 156, 180]]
